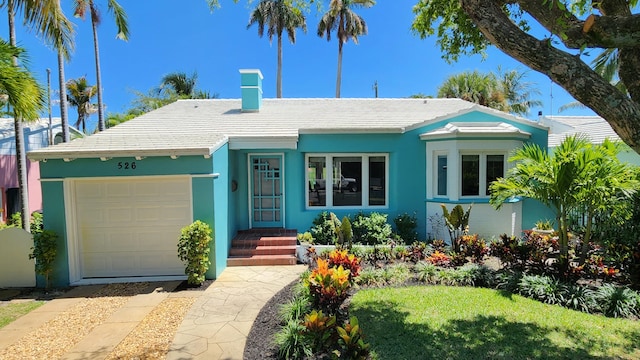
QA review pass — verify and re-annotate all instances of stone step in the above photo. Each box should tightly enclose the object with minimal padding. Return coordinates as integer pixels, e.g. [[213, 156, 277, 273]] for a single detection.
[[231, 238, 297, 248]]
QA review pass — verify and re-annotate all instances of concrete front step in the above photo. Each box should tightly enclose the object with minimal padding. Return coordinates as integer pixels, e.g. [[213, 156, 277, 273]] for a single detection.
[[227, 255, 297, 266]]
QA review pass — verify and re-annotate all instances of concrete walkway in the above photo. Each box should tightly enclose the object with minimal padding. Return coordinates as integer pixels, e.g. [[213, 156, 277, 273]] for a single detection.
[[167, 265, 307, 360], [0, 265, 306, 359]]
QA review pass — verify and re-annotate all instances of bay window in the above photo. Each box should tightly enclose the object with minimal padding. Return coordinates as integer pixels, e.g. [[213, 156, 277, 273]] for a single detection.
[[461, 153, 505, 197]]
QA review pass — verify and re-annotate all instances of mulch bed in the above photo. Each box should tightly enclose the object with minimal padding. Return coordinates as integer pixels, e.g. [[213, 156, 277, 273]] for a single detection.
[[172, 279, 215, 292], [244, 280, 298, 360]]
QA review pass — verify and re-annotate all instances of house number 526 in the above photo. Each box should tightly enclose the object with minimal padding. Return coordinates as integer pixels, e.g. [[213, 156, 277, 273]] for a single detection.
[[117, 161, 136, 170]]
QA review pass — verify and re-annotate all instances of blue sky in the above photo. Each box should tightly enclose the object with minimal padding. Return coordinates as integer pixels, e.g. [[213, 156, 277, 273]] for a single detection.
[[3, 0, 595, 131]]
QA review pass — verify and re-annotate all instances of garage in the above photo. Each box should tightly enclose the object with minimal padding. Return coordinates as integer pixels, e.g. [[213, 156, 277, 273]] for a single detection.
[[71, 177, 192, 279]]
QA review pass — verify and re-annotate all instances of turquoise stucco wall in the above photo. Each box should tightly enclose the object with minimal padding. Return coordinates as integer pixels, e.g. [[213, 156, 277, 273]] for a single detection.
[[40, 180, 68, 287], [225, 111, 549, 240], [39, 155, 216, 286], [212, 144, 230, 277]]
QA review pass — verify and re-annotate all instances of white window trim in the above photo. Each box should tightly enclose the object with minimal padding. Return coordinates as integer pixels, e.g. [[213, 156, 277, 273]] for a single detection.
[[305, 153, 389, 210], [434, 151, 449, 198], [459, 151, 507, 198]]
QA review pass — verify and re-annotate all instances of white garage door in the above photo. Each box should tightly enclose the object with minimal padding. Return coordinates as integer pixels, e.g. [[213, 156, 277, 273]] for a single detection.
[[74, 177, 192, 278]]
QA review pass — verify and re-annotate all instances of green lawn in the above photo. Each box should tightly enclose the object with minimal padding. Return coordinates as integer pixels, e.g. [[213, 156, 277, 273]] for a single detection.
[[351, 286, 640, 360], [0, 301, 44, 329]]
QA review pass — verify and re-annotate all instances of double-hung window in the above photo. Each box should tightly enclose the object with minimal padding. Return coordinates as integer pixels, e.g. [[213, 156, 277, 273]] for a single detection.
[[307, 154, 388, 208]]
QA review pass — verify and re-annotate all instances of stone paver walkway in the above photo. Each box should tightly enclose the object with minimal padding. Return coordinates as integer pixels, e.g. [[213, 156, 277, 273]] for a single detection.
[[167, 265, 307, 360]]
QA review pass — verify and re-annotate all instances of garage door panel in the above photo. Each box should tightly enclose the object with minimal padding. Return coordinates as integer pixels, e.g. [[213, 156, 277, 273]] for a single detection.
[[74, 177, 192, 279]]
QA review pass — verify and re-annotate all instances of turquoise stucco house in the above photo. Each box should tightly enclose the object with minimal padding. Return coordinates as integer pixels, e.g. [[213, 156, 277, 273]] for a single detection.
[[28, 69, 549, 286]]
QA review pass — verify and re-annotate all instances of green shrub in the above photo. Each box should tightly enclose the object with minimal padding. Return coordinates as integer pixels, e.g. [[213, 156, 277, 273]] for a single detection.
[[459, 234, 489, 263], [495, 270, 523, 293], [279, 296, 310, 324], [394, 212, 418, 243], [414, 261, 438, 284], [382, 263, 412, 285], [29, 229, 58, 289], [355, 267, 384, 287], [463, 263, 496, 288], [5, 212, 44, 234], [274, 319, 312, 360], [351, 212, 392, 245], [562, 284, 597, 313], [518, 274, 566, 305], [595, 284, 639, 318], [437, 266, 476, 287], [310, 211, 339, 245], [297, 231, 314, 244], [177, 220, 213, 285]]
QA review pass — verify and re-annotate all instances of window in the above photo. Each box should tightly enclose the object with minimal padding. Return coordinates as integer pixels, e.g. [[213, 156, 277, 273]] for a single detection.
[[307, 154, 387, 208], [461, 153, 505, 197], [461, 155, 480, 196], [486, 155, 505, 195], [437, 155, 447, 196]]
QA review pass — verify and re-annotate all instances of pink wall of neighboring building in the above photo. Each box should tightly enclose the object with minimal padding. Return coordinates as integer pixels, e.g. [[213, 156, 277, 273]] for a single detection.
[[0, 154, 42, 220]]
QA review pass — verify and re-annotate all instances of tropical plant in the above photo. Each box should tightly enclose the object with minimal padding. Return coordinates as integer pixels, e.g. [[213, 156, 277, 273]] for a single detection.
[[248, 0, 306, 98], [518, 274, 566, 305], [73, 0, 129, 132], [334, 316, 370, 359], [595, 284, 640, 318], [29, 229, 58, 289], [177, 220, 213, 285], [0, 0, 74, 231], [66, 76, 98, 133], [490, 135, 639, 274], [317, 0, 374, 98], [440, 204, 472, 252], [0, 38, 46, 232], [338, 216, 353, 248]]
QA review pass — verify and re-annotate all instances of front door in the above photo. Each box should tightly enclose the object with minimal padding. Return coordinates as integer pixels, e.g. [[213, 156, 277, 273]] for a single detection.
[[250, 155, 284, 228]]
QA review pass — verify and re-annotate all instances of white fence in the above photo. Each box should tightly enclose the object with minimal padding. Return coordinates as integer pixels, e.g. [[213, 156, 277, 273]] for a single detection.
[[0, 227, 35, 287]]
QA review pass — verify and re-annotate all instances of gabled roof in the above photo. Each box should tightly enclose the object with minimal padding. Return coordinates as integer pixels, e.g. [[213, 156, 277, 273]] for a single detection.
[[542, 115, 620, 147], [28, 98, 542, 160]]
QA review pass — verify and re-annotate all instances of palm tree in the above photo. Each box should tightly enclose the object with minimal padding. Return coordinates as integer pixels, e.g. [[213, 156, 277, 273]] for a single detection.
[[437, 70, 507, 110], [159, 72, 216, 99], [0, 40, 45, 120], [497, 67, 543, 116], [3, 0, 74, 231], [317, 0, 374, 98], [74, 0, 129, 133], [437, 69, 542, 116], [489, 135, 639, 274], [248, 0, 307, 98], [66, 76, 98, 133]]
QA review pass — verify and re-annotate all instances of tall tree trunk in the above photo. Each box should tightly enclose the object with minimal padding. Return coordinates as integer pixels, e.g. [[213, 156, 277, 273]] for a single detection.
[[336, 40, 343, 98], [92, 17, 105, 132], [277, 34, 282, 98], [7, 0, 30, 232], [57, 48, 69, 142]]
